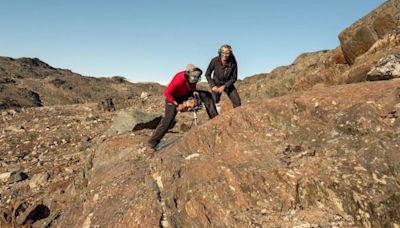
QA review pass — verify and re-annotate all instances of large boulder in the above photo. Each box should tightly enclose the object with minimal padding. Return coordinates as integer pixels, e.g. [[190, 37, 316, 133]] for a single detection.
[[344, 47, 400, 83], [367, 54, 400, 81], [104, 110, 162, 137], [338, 0, 400, 64], [342, 27, 400, 83]]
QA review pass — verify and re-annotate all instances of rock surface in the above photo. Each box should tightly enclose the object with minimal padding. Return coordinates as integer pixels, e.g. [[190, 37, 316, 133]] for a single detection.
[[338, 0, 400, 64], [104, 110, 163, 137], [237, 50, 349, 101], [54, 79, 400, 228], [367, 54, 400, 81], [0, 103, 116, 227], [0, 101, 209, 227], [1, 1, 400, 227]]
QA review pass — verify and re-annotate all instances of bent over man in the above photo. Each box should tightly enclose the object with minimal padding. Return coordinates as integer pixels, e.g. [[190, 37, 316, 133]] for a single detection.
[[148, 64, 218, 149]]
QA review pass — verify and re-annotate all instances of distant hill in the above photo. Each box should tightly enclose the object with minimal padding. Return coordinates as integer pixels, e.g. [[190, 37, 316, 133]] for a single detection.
[[0, 57, 165, 110]]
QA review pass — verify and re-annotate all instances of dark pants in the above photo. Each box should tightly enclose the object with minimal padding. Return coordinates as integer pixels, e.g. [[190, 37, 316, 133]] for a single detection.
[[148, 90, 218, 148], [212, 85, 241, 108]]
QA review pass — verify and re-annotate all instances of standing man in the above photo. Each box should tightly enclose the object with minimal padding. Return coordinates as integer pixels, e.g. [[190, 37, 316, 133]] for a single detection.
[[147, 64, 218, 150], [205, 44, 241, 112]]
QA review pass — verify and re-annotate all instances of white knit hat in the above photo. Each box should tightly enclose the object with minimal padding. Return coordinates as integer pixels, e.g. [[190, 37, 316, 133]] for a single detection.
[[185, 64, 198, 72], [185, 64, 202, 82]]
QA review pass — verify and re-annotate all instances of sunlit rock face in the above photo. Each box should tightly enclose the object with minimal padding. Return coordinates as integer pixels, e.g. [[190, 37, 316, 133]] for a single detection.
[[56, 79, 400, 227], [339, 0, 400, 65]]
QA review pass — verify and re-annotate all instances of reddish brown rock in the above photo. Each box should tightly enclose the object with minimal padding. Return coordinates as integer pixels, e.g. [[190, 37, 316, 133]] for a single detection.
[[332, 46, 348, 64], [338, 0, 400, 64], [344, 47, 400, 83], [54, 79, 400, 227], [367, 54, 400, 81], [238, 50, 349, 101]]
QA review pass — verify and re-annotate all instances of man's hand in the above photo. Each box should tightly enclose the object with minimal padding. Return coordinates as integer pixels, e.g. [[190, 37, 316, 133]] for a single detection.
[[211, 86, 219, 93], [176, 104, 185, 112], [176, 99, 199, 112], [217, 85, 225, 93], [185, 99, 198, 109]]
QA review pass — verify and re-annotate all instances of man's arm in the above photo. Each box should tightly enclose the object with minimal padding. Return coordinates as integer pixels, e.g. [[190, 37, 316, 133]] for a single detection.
[[224, 63, 238, 88], [164, 77, 181, 105], [205, 58, 216, 88]]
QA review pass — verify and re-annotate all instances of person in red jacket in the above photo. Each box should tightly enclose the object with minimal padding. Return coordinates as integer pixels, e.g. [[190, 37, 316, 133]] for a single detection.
[[148, 64, 218, 149]]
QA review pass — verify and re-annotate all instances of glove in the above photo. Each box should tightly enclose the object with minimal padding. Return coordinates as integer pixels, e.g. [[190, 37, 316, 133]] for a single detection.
[[176, 98, 200, 112], [184, 99, 198, 109], [176, 104, 185, 112]]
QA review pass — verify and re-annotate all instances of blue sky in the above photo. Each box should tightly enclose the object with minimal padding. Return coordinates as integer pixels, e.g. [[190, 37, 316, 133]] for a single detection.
[[1, 0, 385, 84]]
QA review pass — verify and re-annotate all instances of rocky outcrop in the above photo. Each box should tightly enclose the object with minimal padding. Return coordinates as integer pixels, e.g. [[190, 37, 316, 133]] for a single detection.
[[54, 79, 400, 227], [97, 98, 116, 112], [342, 28, 400, 83], [237, 50, 350, 101], [18, 58, 54, 70], [344, 47, 400, 84], [238, 1, 400, 102], [338, 0, 400, 64], [104, 110, 163, 137], [367, 54, 400, 81], [0, 88, 42, 109]]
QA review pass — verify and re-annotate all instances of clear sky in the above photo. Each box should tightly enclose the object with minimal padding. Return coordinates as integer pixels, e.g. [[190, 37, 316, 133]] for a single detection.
[[1, 0, 385, 84]]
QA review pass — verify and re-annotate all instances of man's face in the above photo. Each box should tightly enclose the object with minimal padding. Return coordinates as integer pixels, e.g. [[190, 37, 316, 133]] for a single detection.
[[220, 47, 230, 60], [188, 70, 201, 83]]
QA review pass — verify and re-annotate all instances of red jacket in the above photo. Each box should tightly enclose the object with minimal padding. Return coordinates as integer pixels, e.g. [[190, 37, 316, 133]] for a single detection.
[[164, 71, 197, 104]]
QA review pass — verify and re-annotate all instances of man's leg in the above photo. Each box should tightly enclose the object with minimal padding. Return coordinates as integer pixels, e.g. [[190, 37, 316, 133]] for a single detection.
[[211, 90, 222, 114], [212, 91, 221, 104], [226, 85, 241, 108], [148, 102, 177, 148], [198, 90, 218, 119]]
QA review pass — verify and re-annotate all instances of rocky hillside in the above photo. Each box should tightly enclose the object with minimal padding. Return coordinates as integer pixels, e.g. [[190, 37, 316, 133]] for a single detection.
[[0, 57, 164, 110], [237, 0, 400, 103], [56, 79, 400, 228], [1, 1, 400, 227], [1, 80, 399, 227]]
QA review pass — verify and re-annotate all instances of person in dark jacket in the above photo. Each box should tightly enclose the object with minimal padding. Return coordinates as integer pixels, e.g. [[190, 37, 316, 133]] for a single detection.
[[205, 44, 241, 111], [148, 64, 218, 149]]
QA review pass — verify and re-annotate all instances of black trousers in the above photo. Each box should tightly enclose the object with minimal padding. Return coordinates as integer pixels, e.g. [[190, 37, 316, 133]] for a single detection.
[[212, 85, 241, 108], [148, 90, 218, 148]]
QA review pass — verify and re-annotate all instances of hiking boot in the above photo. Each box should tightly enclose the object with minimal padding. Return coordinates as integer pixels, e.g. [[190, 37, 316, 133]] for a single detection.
[[141, 142, 157, 158], [143, 142, 155, 151]]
